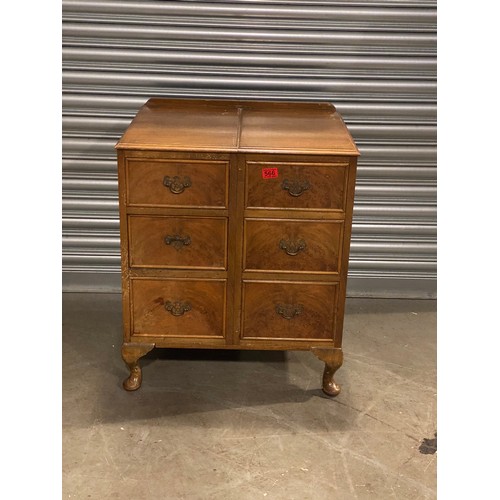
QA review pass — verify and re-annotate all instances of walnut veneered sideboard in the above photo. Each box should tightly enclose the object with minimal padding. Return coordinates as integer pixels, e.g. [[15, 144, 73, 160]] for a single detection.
[[115, 98, 359, 396]]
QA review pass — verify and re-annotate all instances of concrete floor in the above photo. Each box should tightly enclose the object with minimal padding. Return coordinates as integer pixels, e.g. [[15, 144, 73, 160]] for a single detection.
[[63, 293, 436, 499]]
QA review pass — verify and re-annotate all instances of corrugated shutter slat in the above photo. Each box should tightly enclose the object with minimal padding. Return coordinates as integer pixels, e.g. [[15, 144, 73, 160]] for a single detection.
[[62, 0, 436, 297]]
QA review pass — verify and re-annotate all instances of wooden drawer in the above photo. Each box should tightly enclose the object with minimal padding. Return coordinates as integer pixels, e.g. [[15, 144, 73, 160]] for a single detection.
[[126, 158, 228, 208], [241, 281, 339, 341], [131, 278, 226, 338], [128, 216, 227, 269], [244, 219, 343, 274], [246, 160, 348, 211]]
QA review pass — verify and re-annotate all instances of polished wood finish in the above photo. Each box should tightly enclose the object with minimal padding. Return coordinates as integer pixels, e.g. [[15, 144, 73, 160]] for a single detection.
[[241, 281, 339, 340], [126, 158, 228, 208], [128, 215, 227, 269], [311, 347, 344, 397], [116, 99, 358, 155], [116, 98, 359, 396], [117, 99, 240, 152], [244, 219, 343, 274], [239, 103, 358, 154], [246, 160, 348, 211], [131, 279, 226, 338], [121, 342, 155, 391]]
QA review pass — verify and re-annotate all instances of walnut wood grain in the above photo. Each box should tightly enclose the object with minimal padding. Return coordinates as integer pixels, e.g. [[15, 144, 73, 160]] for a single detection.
[[246, 161, 348, 211], [117, 149, 132, 343], [226, 153, 241, 345], [334, 158, 359, 347], [131, 278, 226, 338], [115, 99, 359, 156], [241, 281, 339, 340], [244, 218, 343, 274], [128, 215, 227, 270], [116, 98, 359, 395], [116, 99, 240, 152], [239, 103, 358, 154], [126, 159, 228, 208]]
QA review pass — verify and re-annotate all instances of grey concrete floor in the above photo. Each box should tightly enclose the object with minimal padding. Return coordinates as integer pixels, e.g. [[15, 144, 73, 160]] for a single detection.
[[63, 293, 436, 499]]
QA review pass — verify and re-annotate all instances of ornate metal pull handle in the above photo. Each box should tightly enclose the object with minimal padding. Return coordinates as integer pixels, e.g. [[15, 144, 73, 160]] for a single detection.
[[165, 301, 192, 317], [275, 303, 303, 320], [164, 234, 191, 250], [279, 239, 307, 256], [163, 175, 192, 194], [281, 179, 311, 197]]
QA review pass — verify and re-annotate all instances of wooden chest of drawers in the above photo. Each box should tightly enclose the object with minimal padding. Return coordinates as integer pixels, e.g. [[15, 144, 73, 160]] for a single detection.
[[115, 98, 359, 396]]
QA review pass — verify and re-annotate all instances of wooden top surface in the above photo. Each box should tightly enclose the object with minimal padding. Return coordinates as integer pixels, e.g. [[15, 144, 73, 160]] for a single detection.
[[116, 98, 359, 156]]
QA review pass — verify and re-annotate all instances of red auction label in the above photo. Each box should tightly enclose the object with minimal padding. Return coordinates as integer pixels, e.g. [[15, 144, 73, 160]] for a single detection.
[[262, 167, 279, 179]]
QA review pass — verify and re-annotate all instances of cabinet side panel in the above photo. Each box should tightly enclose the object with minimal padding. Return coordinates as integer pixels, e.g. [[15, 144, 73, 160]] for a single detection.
[[334, 156, 358, 346], [117, 149, 132, 342]]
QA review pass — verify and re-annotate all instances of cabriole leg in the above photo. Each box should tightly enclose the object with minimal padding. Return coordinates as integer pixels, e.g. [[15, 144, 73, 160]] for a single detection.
[[311, 347, 344, 397], [121, 343, 155, 391]]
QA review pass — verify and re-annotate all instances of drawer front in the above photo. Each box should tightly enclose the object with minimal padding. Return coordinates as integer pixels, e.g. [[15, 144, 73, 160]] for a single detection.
[[126, 158, 228, 208], [129, 216, 227, 269], [131, 279, 226, 338], [244, 219, 343, 274], [246, 161, 347, 211], [241, 281, 338, 341]]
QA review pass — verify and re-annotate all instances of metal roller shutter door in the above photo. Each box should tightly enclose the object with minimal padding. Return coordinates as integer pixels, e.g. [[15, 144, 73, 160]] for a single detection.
[[62, 0, 436, 298]]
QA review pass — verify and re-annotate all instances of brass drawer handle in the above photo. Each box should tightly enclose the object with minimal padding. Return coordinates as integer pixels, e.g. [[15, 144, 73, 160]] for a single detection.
[[165, 301, 192, 317], [164, 234, 191, 250], [275, 303, 303, 320], [163, 175, 192, 194], [281, 179, 311, 197], [279, 238, 306, 256]]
